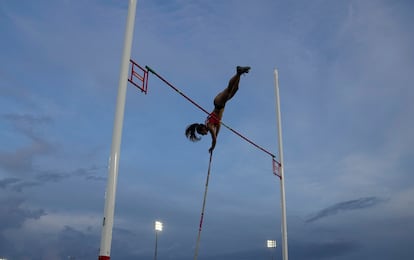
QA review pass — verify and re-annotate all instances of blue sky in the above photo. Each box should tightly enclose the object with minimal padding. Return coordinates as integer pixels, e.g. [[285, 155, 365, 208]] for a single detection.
[[1, 0, 413, 259]]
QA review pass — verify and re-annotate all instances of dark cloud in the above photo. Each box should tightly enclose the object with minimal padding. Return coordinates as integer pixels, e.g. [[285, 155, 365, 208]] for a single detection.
[[11, 180, 42, 192], [1, 112, 104, 188], [0, 177, 20, 188], [33, 166, 105, 185], [35, 166, 104, 183], [0, 113, 56, 176], [0, 141, 54, 175], [36, 171, 69, 183], [0, 197, 46, 231], [72, 165, 107, 181], [0, 165, 105, 192], [0, 225, 99, 260], [306, 197, 383, 223], [72, 165, 99, 176], [54, 226, 99, 259], [49, 225, 147, 260], [0, 178, 43, 193], [0, 198, 46, 257], [1, 113, 53, 141]]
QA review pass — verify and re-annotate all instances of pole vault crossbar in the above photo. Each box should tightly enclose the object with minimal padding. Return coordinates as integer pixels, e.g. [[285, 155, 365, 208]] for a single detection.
[[140, 63, 280, 165]]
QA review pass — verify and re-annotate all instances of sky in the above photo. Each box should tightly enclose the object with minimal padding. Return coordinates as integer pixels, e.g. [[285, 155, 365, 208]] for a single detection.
[[0, 0, 413, 259]]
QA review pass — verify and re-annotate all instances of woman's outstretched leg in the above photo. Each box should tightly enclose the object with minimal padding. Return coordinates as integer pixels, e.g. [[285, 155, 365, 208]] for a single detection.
[[214, 66, 250, 108]]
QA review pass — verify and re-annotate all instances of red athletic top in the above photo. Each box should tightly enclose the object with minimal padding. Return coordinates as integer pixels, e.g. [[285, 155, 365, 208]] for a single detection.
[[206, 111, 221, 125]]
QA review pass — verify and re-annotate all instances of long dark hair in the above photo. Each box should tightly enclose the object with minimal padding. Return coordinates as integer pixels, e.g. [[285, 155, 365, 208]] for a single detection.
[[185, 123, 206, 142]]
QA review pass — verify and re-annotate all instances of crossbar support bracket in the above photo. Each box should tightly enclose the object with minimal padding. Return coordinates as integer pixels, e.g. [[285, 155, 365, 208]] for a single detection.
[[128, 59, 148, 94]]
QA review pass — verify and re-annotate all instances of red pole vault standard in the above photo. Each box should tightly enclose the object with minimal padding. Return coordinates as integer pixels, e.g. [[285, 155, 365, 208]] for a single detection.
[[129, 59, 148, 94]]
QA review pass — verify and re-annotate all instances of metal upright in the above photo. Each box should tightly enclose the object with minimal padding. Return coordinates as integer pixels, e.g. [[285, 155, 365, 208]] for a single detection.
[[274, 69, 289, 260], [98, 1, 137, 259]]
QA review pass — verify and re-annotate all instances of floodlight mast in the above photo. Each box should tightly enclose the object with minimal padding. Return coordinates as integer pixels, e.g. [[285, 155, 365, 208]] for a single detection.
[[98, 1, 137, 259], [154, 221, 163, 260], [274, 69, 288, 260]]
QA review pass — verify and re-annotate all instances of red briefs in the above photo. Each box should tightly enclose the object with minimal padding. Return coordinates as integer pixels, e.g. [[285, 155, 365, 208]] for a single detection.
[[206, 111, 220, 125]]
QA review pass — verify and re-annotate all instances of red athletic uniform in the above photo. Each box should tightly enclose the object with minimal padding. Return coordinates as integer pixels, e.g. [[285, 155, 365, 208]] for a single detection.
[[206, 111, 220, 125]]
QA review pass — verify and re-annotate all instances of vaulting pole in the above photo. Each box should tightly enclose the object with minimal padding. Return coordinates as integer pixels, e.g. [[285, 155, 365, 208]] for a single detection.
[[274, 69, 288, 260], [194, 152, 214, 260], [99, 1, 137, 259]]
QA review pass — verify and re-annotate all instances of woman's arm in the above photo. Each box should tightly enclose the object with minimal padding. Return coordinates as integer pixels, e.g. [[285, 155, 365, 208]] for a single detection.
[[207, 124, 217, 153]]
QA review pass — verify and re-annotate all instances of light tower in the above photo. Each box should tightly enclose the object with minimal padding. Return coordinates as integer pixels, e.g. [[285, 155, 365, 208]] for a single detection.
[[154, 221, 163, 260]]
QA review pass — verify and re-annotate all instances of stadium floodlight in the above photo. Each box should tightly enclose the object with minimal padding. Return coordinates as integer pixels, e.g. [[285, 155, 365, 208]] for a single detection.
[[155, 221, 163, 232], [266, 240, 277, 260], [267, 239, 276, 248]]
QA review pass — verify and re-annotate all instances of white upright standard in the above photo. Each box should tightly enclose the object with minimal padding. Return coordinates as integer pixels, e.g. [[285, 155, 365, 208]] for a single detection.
[[274, 69, 289, 260], [99, 1, 137, 259]]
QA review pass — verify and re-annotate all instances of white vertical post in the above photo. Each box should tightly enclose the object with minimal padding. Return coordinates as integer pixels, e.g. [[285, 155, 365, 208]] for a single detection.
[[274, 69, 288, 260], [99, 1, 137, 259]]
